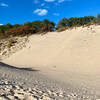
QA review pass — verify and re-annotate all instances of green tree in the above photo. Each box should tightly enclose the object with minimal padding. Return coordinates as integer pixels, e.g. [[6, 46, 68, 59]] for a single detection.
[[13, 24, 22, 28], [97, 14, 100, 24], [57, 18, 68, 29], [5, 23, 13, 29], [43, 19, 55, 32], [24, 21, 32, 26], [32, 21, 43, 32]]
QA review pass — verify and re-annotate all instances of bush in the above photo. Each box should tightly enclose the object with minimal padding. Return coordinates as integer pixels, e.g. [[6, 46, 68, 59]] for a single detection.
[[57, 27, 68, 32], [8, 38, 16, 48], [57, 16, 97, 30]]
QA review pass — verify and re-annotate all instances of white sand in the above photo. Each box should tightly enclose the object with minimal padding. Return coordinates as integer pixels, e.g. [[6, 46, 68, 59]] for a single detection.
[[3, 25, 100, 90]]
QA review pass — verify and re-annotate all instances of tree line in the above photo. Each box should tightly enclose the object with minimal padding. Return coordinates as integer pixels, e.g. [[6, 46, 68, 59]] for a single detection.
[[57, 14, 100, 31], [0, 14, 100, 39], [0, 19, 55, 39]]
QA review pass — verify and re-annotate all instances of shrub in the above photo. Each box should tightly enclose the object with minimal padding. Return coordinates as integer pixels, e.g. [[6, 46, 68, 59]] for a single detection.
[[5, 26, 36, 36], [8, 38, 16, 48], [57, 27, 68, 32]]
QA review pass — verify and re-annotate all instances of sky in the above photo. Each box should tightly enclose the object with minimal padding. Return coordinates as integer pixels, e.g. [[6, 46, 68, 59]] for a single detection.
[[0, 0, 100, 25]]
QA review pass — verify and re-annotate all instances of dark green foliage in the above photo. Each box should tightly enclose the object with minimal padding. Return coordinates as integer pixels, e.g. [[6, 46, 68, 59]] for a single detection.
[[57, 18, 68, 29], [0, 19, 55, 39], [57, 16, 97, 31], [13, 24, 22, 28], [5, 23, 13, 29], [32, 21, 44, 33], [24, 21, 32, 26], [43, 19, 55, 32], [97, 14, 100, 24]]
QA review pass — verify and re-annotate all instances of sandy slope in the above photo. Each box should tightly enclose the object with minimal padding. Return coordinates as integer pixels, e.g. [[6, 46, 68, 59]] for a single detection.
[[3, 25, 100, 91]]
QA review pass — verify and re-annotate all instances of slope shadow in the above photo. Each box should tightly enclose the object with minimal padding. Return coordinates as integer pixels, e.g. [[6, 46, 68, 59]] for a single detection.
[[0, 62, 39, 72]]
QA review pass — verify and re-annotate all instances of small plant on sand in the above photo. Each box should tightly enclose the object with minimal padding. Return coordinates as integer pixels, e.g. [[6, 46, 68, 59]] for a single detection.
[[8, 38, 16, 48], [57, 27, 68, 32]]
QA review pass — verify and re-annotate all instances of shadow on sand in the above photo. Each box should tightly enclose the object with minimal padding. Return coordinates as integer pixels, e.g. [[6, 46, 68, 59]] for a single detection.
[[0, 62, 39, 72]]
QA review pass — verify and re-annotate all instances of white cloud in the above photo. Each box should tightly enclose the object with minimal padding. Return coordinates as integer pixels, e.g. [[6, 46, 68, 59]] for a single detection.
[[41, 3, 45, 6], [45, 0, 55, 2], [53, 13, 60, 16], [34, 9, 48, 16], [0, 24, 3, 26], [58, 0, 72, 3], [40, 3, 50, 8], [0, 3, 8, 7]]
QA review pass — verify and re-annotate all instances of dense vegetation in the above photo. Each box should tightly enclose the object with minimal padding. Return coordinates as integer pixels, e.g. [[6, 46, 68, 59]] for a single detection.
[[0, 19, 55, 39], [56, 14, 100, 31], [0, 14, 100, 39]]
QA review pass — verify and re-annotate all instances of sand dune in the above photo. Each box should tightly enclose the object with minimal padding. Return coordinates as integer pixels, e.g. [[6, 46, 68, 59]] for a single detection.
[[3, 25, 100, 91]]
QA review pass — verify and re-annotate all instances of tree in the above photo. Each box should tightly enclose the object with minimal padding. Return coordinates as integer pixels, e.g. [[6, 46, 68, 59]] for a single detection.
[[57, 16, 97, 31], [5, 26, 36, 36], [32, 21, 44, 33], [5, 23, 13, 29], [13, 24, 22, 28], [43, 19, 50, 31], [49, 21, 55, 31], [43, 19, 55, 32], [0, 28, 4, 33], [97, 14, 100, 24], [24, 21, 32, 26], [57, 18, 68, 29]]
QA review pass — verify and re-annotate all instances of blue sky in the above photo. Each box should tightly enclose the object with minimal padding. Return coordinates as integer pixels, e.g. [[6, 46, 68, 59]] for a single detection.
[[0, 0, 100, 25]]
